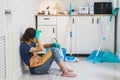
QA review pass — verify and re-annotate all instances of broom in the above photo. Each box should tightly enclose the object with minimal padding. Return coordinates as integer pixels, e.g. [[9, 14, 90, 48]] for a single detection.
[[87, 7, 120, 63]]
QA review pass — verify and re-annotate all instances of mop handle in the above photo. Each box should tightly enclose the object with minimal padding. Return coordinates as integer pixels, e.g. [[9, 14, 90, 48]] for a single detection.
[[69, 3, 73, 55], [69, 3, 72, 18], [96, 21, 111, 56], [96, 7, 119, 56], [70, 31, 72, 38]]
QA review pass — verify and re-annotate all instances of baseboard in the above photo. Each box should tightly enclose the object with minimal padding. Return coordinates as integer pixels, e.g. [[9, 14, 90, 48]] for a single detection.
[[66, 54, 89, 57], [13, 68, 22, 80], [39, 53, 90, 57]]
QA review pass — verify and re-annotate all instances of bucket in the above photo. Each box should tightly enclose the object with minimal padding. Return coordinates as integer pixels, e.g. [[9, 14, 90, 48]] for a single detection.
[[46, 47, 67, 60], [62, 48, 67, 60], [45, 48, 49, 51]]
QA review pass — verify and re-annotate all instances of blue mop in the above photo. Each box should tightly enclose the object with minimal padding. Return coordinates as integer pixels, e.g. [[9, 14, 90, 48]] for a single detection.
[[87, 50, 105, 63], [102, 50, 120, 62], [65, 3, 76, 62], [87, 7, 120, 63]]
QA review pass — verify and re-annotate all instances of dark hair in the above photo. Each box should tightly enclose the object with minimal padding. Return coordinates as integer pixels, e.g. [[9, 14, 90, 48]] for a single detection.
[[22, 28, 36, 41]]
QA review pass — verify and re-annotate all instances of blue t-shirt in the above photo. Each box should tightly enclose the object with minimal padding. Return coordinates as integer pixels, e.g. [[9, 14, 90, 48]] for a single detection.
[[20, 42, 36, 66]]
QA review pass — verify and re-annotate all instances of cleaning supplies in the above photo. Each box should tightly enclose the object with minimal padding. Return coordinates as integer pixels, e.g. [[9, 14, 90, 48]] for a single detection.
[[52, 42, 61, 49], [64, 3, 79, 62], [87, 50, 105, 63], [102, 50, 120, 62], [110, 6, 120, 21], [87, 7, 120, 63]]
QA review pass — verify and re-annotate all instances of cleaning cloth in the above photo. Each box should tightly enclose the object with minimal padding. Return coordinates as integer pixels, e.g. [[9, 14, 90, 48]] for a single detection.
[[52, 42, 61, 49]]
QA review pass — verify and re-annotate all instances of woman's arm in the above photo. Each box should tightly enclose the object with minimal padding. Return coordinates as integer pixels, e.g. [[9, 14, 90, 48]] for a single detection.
[[29, 39, 44, 53], [43, 43, 53, 48]]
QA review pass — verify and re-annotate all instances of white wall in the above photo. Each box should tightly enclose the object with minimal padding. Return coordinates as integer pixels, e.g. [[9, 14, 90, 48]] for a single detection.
[[7, 0, 37, 80]]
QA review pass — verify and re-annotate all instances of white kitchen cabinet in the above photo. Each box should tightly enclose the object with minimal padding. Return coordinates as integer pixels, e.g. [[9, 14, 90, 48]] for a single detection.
[[95, 16, 115, 52], [76, 16, 97, 54], [57, 16, 76, 53], [76, 16, 115, 54], [36, 15, 115, 54], [37, 16, 57, 44]]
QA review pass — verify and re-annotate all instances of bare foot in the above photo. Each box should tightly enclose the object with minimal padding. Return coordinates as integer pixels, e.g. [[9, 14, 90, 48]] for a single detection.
[[61, 72, 77, 78], [66, 67, 73, 72]]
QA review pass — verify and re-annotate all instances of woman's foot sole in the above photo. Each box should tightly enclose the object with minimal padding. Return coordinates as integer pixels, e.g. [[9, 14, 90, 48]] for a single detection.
[[61, 73, 77, 78]]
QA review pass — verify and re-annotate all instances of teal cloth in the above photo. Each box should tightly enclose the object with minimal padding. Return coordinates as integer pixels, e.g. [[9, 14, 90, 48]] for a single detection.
[[35, 30, 42, 39], [52, 42, 61, 49]]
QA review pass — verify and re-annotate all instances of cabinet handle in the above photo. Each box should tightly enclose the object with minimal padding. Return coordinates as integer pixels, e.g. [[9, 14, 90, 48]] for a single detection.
[[92, 18, 94, 24], [97, 18, 101, 24], [72, 18, 74, 24], [53, 27, 55, 33], [97, 18, 99, 24], [44, 18, 50, 20]]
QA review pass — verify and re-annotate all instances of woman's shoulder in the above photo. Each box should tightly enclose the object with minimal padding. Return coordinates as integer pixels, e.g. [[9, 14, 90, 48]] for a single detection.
[[20, 42, 28, 48]]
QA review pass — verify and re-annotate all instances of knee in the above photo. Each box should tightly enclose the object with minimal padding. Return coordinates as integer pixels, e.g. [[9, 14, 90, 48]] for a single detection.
[[51, 47, 58, 51], [50, 47, 59, 54]]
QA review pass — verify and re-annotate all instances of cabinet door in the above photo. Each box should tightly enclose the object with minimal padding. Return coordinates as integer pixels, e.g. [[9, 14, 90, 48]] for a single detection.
[[37, 26, 56, 44], [76, 16, 115, 54], [76, 16, 97, 54], [96, 16, 115, 52], [57, 16, 76, 53]]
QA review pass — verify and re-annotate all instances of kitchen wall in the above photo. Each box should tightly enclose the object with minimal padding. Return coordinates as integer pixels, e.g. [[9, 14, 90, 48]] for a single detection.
[[7, 0, 37, 80], [37, 0, 111, 12]]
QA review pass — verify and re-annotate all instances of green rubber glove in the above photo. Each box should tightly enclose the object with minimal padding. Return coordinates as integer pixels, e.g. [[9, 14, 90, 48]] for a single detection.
[[35, 30, 42, 39], [52, 42, 61, 49]]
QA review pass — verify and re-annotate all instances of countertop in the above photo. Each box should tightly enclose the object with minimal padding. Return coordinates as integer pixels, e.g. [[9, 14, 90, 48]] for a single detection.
[[35, 13, 111, 16]]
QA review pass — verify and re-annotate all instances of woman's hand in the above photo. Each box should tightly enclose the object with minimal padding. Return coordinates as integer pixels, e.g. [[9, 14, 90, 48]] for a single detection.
[[35, 30, 42, 39], [33, 52, 38, 56], [52, 42, 61, 49]]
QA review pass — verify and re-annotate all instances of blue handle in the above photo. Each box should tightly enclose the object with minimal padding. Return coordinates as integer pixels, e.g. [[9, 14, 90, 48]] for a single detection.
[[110, 6, 120, 21], [70, 31, 72, 38], [69, 3, 72, 18]]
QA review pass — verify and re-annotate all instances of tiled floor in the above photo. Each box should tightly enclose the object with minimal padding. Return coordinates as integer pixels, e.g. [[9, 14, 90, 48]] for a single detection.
[[19, 57, 120, 80]]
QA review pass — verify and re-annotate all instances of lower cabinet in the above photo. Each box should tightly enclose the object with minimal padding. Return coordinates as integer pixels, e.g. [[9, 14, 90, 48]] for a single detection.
[[57, 16, 115, 54], [57, 16, 76, 53], [37, 26, 56, 44], [37, 15, 115, 54], [36, 16, 57, 44], [76, 16, 98, 54]]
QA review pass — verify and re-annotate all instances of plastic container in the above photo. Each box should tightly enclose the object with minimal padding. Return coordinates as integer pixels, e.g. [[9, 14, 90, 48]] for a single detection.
[[45, 47, 67, 61], [62, 48, 67, 60]]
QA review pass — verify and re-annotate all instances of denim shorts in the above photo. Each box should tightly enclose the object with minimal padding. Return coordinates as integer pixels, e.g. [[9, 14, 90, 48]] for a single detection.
[[30, 47, 62, 75]]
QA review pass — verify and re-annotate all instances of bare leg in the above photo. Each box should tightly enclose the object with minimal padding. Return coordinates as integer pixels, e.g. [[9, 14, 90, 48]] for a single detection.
[[57, 61, 77, 77], [60, 67, 73, 72], [50, 47, 76, 77]]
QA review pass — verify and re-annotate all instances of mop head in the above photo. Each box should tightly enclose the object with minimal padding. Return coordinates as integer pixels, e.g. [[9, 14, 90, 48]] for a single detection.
[[65, 55, 79, 62], [87, 50, 105, 63], [102, 50, 120, 62], [87, 50, 120, 63]]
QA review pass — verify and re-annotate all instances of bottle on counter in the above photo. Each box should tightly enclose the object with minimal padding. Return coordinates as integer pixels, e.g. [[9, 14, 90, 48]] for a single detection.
[[55, 3, 61, 15]]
